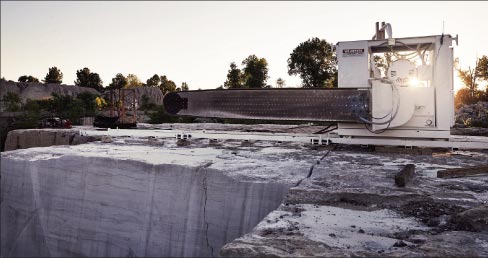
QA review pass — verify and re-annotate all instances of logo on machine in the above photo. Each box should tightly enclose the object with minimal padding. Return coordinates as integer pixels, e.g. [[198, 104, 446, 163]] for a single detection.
[[343, 49, 365, 57]]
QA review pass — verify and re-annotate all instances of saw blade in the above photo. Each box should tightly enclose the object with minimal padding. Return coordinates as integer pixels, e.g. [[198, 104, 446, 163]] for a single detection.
[[163, 88, 369, 122]]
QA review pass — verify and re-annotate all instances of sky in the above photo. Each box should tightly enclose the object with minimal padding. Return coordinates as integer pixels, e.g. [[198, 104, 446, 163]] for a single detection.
[[2, 1, 488, 91]]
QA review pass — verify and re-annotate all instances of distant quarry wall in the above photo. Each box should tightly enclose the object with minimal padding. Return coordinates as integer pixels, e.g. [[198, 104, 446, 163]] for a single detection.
[[0, 153, 288, 257], [0, 79, 100, 103], [0, 79, 164, 106]]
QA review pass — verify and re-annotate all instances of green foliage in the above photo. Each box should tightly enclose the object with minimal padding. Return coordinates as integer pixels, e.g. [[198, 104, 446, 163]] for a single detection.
[[475, 55, 488, 80], [18, 75, 40, 83], [76, 92, 98, 117], [108, 73, 128, 89], [74, 67, 103, 91], [46, 93, 94, 123], [2, 92, 21, 111], [148, 105, 194, 124], [125, 74, 143, 88], [288, 37, 337, 88], [144, 73, 178, 95], [43, 66, 63, 84], [181, 82, 189, 91], [139, 94, 156, 110], [146, 74, 161, 87], [241, 55, 269, 88], [159, 75, 177, 95], [456, 55, 488, 107], [224, 62, 244, 89], [23, 99, 40, 111]]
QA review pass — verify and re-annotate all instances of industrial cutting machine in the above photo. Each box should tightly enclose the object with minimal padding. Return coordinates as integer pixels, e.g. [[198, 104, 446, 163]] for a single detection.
[[163, 23, 487, 149]]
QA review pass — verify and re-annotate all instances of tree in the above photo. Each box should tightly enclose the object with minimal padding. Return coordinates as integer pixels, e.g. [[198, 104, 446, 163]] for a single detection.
[[454, 88, 474, 109], [224, 62, 243, 89], [159, 75, 177, 95], [458, 68, 478, 99], [146, 74, 161, 87], [181, 82, 189, 91], [18, 75, 39, 83], [475, 55, 488, 80], [2, 92, 21, 111], [456, 55, 488, 106], [76, 92, 98, 117], [241, 55, 269, 88], [126, 74, 143, 88], [276, 78, 285, 88], [74, 68, 103, 91], [43, 66, 63, 84], [88, 73, 103, 91], [108, 73, 128, 89], [288, 37, 337, 88]]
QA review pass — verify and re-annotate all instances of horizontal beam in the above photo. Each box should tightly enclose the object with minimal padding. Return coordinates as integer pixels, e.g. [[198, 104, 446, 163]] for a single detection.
[[79, 128, 488, 150]]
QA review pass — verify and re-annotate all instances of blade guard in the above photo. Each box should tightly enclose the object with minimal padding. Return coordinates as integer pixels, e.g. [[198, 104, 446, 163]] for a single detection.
[[163, 92, 188, 115]]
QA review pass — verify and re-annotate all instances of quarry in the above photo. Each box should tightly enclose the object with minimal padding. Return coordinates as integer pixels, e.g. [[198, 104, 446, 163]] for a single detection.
[[2, 17, 488, 257], [1, 124, 487, 257]]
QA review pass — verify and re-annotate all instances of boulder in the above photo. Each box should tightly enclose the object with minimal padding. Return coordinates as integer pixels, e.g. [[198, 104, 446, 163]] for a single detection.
[[451, 205, 488, 232]]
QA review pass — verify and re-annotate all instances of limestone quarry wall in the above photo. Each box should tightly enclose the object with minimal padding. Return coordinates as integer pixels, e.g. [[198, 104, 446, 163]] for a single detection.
[[0, 80, 100, 103], [0, 80, 165, 108], [0, 154, 288, 257]]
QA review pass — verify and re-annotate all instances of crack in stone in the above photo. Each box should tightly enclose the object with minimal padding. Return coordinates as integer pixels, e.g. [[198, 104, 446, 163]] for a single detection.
[[200, 161, 214, 257]]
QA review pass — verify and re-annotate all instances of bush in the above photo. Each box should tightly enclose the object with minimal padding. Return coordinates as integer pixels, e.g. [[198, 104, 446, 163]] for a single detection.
[[139, 94, 156, 110], [2, 92, 21, 111], [455, 101, 488, 128], [148, 105, 194, 124]]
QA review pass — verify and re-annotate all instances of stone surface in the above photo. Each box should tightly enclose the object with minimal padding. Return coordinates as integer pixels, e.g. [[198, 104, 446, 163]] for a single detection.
[[1, 124, 488, 257], [219, 144, 488, 257], [132, 86, 164, 106], [1, 136, 317, 257], [451, 205, 488, 232], [4, 129, 98, 151], [394, 164, 415, 187]]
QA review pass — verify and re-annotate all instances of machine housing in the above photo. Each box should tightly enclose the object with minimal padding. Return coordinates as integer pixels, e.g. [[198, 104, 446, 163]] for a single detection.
[[336, 34, 455, 140]]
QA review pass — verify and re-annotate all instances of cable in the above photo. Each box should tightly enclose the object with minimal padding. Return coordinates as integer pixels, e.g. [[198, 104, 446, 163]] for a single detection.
[[294, 145, 336, 187], [357, 83, 400, 125], [312, 123, 337, 134]]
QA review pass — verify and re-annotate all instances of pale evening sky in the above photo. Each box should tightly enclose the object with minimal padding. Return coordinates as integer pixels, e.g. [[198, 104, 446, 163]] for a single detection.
[[1, 1, 488, 91]]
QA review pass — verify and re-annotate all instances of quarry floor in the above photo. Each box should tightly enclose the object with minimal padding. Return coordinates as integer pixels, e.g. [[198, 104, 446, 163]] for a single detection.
[[1, 123, 488, 257]]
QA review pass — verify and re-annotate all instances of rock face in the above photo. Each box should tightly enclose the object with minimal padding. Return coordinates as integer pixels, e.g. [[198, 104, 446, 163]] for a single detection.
[[133, 86, 164, 106], [4, 129, 98, 151], [0, 144, 290, 257], [0, 79, 100, 103], [0, 79, 163, 108]]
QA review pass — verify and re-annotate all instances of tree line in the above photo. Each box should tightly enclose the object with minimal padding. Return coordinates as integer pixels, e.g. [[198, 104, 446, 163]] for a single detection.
[[15, 67, 190, 94], [223, 37, 337, 89], [13, 37, 337, 93], [11, 37, 487, 109]]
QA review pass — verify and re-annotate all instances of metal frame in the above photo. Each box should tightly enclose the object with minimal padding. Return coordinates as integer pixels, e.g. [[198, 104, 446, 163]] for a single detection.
[[80, 128, 488, 150], [108, 88, 138, 124], [336, 34, 455, 140]]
